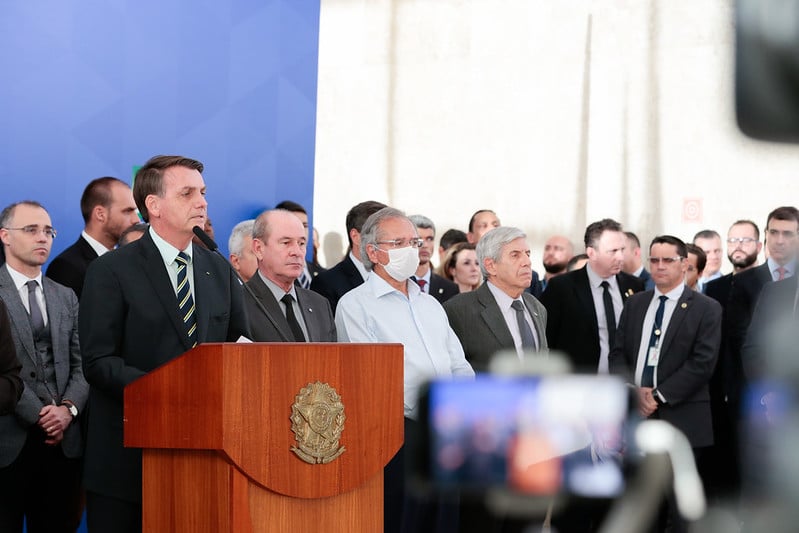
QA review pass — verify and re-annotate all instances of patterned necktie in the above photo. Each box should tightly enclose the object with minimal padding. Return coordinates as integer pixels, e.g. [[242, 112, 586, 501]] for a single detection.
[[26, 280, 45, 335], [281, 293, 307, 342], [777, 266, 787, 281], [641, 296, 668, 388], [299, 267, 311, 289], [175, 252, 198, 347], [600, 281, 617, 349], [510, 300, 536, 350]]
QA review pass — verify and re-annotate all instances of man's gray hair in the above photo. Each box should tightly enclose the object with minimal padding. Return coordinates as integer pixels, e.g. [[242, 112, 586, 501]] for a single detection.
[[476, 226, 527, 278], [409, 214, 435, 235], [228, 219, 255, 256], [360, 206, 408, 271]]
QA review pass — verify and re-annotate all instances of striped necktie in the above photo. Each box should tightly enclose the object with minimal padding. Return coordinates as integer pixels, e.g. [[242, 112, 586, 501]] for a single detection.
[[176, 252, 198, 347]]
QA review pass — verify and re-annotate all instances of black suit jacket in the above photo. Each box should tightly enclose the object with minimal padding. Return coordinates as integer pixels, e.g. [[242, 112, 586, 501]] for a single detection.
[[741, 275, 799, 382], [309, 255, 364, 313], [45, 235, 98, 300], [609, 287, 721, 447], [245, 273, 336, 342], [704, 274, 736, 406], [540, 268, 644, 372], [427, 273, 459, 304], [79, 231, 249, 502], [726, 264, 773, 397], [444, 283, 548, 373]]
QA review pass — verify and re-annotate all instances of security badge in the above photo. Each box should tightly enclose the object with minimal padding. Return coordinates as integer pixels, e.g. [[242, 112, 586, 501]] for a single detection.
[[646, 302, 688, 366]]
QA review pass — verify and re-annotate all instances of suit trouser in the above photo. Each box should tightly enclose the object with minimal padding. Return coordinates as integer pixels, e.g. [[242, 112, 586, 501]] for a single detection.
[[86, 490, 142, 533], [0, 426, 82, 533]]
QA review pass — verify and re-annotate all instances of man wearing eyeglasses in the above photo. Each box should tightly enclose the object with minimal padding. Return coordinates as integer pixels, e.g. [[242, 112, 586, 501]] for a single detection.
[[610, 235, 721, 530], [702, 219, 763, 500], [335, 207, 474, 533], [0, 201, 89, 533]]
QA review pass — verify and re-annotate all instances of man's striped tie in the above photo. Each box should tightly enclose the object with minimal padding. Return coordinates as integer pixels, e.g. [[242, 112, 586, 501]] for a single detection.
[[176, 251, 198, 347]]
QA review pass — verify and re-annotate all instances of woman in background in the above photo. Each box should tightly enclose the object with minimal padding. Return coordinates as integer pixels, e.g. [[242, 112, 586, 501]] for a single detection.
[[439, 242, 481, 293]]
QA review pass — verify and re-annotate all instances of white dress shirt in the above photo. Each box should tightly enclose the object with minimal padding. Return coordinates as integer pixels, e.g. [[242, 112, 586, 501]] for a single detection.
[[335, 273, 474, 419], [6, 264, 48, 326], [585, 264, 623, 374], [149, 227, 195, 299], [486, 281, 539, 359], [633, 283, 684, 390]]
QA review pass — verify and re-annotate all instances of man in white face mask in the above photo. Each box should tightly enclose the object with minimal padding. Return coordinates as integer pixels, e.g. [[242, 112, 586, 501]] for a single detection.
[[335, 206, 474, 533]]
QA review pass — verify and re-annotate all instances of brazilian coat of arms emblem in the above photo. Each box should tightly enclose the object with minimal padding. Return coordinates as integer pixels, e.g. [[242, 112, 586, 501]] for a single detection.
[[290, 381, 346, 464]]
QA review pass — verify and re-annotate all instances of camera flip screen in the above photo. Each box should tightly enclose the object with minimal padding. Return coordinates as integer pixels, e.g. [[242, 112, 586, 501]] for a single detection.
[[426, 374, 630, 497]]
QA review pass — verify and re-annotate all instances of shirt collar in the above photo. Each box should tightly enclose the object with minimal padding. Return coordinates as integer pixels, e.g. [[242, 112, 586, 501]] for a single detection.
[[5, 263, 43, 292], [654, 282, 684, 301], [767, 257, 796, 276], [149, 226, 193, 267], [366, 270, 422, 299], [486, 280, 517, 310], [258, 270, 298, 301], [349, 251, 369, 281], [81, 230, 112, 256]]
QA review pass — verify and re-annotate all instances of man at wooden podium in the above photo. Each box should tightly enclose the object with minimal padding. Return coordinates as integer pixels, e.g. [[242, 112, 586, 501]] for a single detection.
[[335, 207, 474, 533], [244, 209, 336, 342], [79, 155, 250, 533]]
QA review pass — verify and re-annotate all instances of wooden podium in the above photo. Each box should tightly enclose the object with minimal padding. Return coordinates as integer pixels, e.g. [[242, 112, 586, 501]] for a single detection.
[[124, 343, 404, 532]]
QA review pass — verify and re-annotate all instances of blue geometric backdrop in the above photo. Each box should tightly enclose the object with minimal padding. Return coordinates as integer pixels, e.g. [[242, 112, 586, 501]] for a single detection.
[[0, 0, 321, 259]]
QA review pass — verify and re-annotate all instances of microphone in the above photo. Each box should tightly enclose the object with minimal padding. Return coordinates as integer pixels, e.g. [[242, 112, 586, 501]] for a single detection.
[[192, 225, 290, 342]]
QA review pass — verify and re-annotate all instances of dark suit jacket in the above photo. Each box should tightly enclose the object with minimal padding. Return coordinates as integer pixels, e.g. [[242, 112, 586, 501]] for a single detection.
[[741, 275, 799, 382], [540, 268, 644, 372], [0, 265, 89, 467], [428, 273, 459, 304], [444, 283, 548, 373], [638, 268, 655, 290], [0, 300, 22, 415], [307, 259, 326, 281], [245, 273, 336, 342], [609, 286, 721, 448], [79, 231, 249, 502], [45, 235, 99, 300], [309, 255, 364, 313], [704, 274, 736, 407], [726, 264, 773, 398]]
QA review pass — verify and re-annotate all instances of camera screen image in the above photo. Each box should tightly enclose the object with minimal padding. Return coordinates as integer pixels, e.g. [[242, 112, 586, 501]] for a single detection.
[[426, 374, 631, 498]]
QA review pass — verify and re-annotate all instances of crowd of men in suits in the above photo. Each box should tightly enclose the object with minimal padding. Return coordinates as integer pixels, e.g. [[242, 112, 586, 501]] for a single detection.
[[0, 154, 795, 532]]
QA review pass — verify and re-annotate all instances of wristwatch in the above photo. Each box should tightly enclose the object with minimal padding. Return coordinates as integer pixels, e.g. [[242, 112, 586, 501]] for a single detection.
[[62, 401, 78, 418], [651, 389, 666, 406]]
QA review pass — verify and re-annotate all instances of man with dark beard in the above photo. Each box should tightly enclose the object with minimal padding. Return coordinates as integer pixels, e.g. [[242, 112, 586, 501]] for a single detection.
[[538, 235, 574, 292], [702, 219, 762, 502]]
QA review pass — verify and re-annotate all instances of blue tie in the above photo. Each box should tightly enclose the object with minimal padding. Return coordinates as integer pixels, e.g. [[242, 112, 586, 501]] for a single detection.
[[175, 252, 198, 347], [641, 295, 668, 388]]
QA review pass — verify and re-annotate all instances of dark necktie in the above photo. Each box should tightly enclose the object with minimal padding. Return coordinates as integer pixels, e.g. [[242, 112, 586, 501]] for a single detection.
[[600, 281, 617, 349], [175, 252, 198, 347], [641, 295, 668, 388], [26, 280, 45, 335], [510, 300, 536, 350], [281, 293, 307, 342]]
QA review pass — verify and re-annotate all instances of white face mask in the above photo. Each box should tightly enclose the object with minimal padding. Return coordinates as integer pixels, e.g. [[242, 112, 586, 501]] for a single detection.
[[379, 245, 420, 282]]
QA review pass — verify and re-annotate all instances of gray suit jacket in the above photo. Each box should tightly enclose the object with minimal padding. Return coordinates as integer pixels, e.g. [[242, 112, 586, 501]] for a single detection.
[[443, 282, 548, 373], [0, 264, 88, 467], [245, 273, 337, 342], [609, 286, 721, 448]]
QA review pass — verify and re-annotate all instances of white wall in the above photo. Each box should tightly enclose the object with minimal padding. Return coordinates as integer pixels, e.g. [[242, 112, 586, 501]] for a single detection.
[[314, 0, 799, 270]]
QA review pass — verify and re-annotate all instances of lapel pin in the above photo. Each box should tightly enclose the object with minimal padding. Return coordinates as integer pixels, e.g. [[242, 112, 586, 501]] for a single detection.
[[438, 288, 444, 294], [625, 289, 634, 297], [308, 308, 313, 313], [681, 302, 687, 309]]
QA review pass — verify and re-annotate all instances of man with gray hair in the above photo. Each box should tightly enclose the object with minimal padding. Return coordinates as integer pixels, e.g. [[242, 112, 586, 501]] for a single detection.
[[408, 214, 458, 303], [444, 226, 548, 373], [227, 219, 257, 282], [335, 206, 473, 533]]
